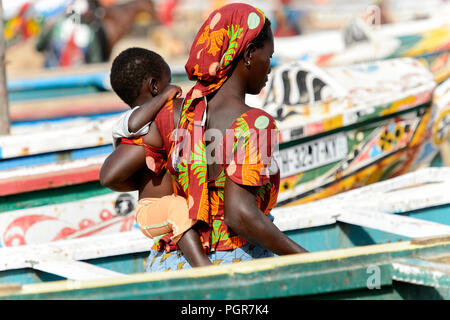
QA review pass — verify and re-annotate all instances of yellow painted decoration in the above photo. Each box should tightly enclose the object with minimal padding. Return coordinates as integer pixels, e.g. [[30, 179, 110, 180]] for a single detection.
[[410, 107, 431, 147], [284, 152, 404, 207], [404, 26, 450, 57], [323, 115, 343, 131], [279, 173, 303, 193], [382, 96, 415, 116]]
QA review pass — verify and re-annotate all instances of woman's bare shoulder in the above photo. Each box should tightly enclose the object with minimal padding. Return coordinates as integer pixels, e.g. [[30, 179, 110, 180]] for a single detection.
[[209, 96, 252, 131]]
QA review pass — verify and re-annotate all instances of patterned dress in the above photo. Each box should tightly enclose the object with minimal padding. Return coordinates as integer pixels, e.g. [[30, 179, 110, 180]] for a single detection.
[[145, 101, 280, 271], [144, 3, 280, 272]]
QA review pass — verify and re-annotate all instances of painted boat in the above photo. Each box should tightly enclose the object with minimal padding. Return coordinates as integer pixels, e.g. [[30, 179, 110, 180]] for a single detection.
[[0, 190, 138, 248], [7, 68, 192, 127], [7, 18, 449, 126], [275, 17, 450, 83], [0, 58, 447, 247], [0, 167, 449, 299], [291, 0, 450, 32], [248, 57, 449, 206], [7, 62, 189, 103]]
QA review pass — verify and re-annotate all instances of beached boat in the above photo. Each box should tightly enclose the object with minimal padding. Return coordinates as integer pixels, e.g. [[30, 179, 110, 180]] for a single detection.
[[7, 62, 189, 103], [0, 190, 138, 248], [0, 167, 449, 299], [275, 17, 450, 83], [0, 58, 447, 247], [248, 57, 449, 206], [0, 117, 126, 246], [292, 0, 450, 32]]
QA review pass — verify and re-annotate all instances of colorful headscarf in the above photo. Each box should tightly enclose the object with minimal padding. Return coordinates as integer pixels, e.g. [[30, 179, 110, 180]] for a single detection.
[[173, 3, 267, 223]]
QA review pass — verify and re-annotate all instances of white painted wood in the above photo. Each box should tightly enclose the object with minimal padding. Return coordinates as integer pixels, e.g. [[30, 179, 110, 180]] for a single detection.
[[0, 230, 152, 272], [337, 209, 450, 238], [272, 202, 338, 232], [272, 167, 450, 233], [392, 258, 450, 288], [1, 167, 450, 278], [29, 258, 125, 281], [0, 155, 106, 180], [0, 191, 138, 247], [0, 116, 117, 159]]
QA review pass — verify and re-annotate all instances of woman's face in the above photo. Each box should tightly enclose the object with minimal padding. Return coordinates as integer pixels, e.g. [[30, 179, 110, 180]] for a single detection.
[[247, 32, 274, 95]]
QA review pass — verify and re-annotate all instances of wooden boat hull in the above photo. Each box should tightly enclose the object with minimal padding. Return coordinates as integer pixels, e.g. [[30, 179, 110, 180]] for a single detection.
[[1, 236, 449, 300], [0, 167, 449, 300], [260, 59, 449, 205], [0, 61, 448, 247], [275, 18, 450, 83], [0, 191, 138, 248]]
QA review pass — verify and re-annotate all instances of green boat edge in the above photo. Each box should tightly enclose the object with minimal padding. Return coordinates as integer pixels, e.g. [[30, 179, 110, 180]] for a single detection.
[[1, 234, 449, 300]]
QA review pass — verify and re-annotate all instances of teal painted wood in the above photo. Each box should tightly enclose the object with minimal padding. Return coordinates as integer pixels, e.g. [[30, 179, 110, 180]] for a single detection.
[[1, 200, 449, 286], [284, 202, 450, 253], [1, 168, 449, 299], [2, 240, 449, 300], [392, 258, 450, 288], [8, 86, 103, 102], [0, 207, 448, 285], [0, 181, 112, 213]]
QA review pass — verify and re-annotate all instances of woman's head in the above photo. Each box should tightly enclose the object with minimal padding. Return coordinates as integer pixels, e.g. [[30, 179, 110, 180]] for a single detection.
[[184, 3, 271, 99], [241, 18, 274, 95]]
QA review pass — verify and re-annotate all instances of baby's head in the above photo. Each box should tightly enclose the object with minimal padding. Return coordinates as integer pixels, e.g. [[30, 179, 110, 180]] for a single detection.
[[110, 47, 171, 107]]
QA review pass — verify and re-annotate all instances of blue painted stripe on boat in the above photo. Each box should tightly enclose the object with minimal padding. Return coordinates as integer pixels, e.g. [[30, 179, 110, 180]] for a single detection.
[[8, 73, 109, 92], [10, 112, 123, 127], [0, 145, 113, 170]]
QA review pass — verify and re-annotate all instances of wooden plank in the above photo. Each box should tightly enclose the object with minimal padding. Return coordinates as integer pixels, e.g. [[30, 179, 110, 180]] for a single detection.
[[0, 156, 105, 195], [0, 117, 115, 159], [3, 239, 449, 300], [29, 257, 125, 281], [273, 167, 450, 232], [411, 235, 450, 246], [327, 167, 450, 202], [0, 191, 138, 248], [9, 92, 126, 122], [392, 258, 450, 288], [337, 208, 450, 238], [272, 202, 338, 232], [0, 230, 151, 272]]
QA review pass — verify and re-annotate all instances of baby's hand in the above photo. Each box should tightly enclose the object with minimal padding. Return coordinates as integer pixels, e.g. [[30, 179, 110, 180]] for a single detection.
[[162, 84, 182, 101]]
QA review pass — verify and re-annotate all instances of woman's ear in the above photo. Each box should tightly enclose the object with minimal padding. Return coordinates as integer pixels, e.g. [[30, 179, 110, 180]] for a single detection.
[[243, 43, 257, 69], [147, 77, 159, 96]]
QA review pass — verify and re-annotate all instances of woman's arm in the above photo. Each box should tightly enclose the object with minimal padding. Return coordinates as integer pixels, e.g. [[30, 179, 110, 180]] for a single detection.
[[99, 142, 146, 192], [224, 177, 308, 255], [101, 120, 166, 191], [127, 85, 181, 134]]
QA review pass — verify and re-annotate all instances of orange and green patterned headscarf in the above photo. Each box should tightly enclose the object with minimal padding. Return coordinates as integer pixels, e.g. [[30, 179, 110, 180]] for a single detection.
[[174, 3, 266, 223]]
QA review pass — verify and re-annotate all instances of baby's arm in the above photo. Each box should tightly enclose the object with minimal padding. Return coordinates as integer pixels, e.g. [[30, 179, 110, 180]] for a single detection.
[[111, 85, 181, 149], [127, 84, 181, 134]]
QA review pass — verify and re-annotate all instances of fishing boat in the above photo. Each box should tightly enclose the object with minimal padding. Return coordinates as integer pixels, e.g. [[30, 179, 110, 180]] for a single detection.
[[291, 0, 450, 32], [0, 116, 135, 246], [7, 61, 190, 125], [0, 57, 447, 247], [248, 57, 449, 206], [275, 16, 450, 83], [0, 167, 449, 299]]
